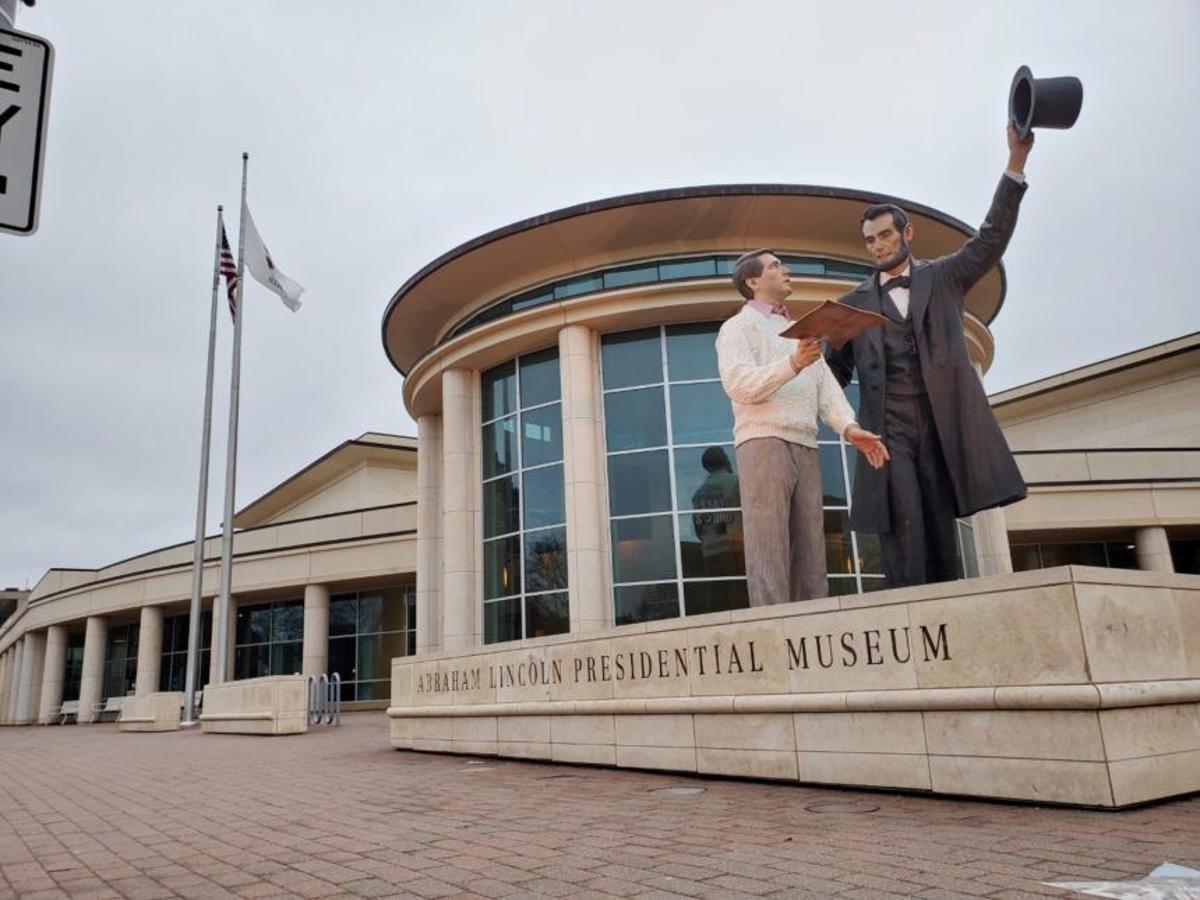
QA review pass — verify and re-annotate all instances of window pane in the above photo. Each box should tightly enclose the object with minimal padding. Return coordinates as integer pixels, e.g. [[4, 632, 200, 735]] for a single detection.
[[483, 535, 522, 600], [519, 348, 561, 408], [854, 531, 883, 575], [554, 273, 603, 299], [237, 604, 271, 644], [669, 383, 734, 446], [329, 596, 357, 636], [172, 615, 188, 652], [603, 264, 658, 290], [483, 474, 520, 538], [608, 449, 672, 517], [272, 601, 302, 643], [659, 258, 717, 280], [484, 598, 521, 644], [614, 583, 678, 626], [523, 464, 565, 530], [521, 402, 563, 468], [358, 594, 382, 634], [525, 527, 567, 593], [1011, 545, 1041, 572], [482, 416, 517, 479], [820, 443, 848, 506], [358, 632, 407, 682], [511, 289, 553, 312], [1108, 540, 1140, 570], [356, 681, 388, 701], [601, 329, 662, 390], [678, 512, 745, 578], [824, 509, 855, 575], [827, 576, 857, 597], [270, 641, 302, 676], [665, 322, 721, 382], [235, 644, 269, 680], [482, 360, 517, 421], [328, 636, 356, 682], [339, 681, 357, 702], [716, 258, 736, 275], [604, 386, 666, 452], [201, 610, 212, 649], [780, 256, 824, 276], [377, 588, 410, 633], [843, 381, 861, 415], [612, 515, 677, 584], [862, 577, 889, 592], [683, 580, 749, 616], [674, 445, 739, 512], [526, 592, 569, 638], [957, 521, 978, 578]]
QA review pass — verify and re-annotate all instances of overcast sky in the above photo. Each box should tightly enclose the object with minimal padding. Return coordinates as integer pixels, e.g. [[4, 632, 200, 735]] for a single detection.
[[1, 1, 1196, 590]]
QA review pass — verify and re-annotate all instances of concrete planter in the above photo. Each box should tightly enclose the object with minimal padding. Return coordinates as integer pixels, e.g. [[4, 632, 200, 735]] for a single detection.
[[200, 675, 308, 735], [118, 692, 182, 732]]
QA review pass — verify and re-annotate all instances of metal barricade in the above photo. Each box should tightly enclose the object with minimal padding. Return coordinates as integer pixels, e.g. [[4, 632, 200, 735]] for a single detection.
[[306, 672, 342, 726]]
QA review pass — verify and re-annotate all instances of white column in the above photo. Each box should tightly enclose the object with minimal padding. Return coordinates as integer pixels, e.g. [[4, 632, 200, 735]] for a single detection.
[[134, 606, 164, 696], [559, 324, 610, 632], [1135, 526, 1174, 573], [77, 616, 108, 724], [4, 641, 23, 724], [416, 413, 444, 655], [302, 584, 330, 676], [15, 630, 46, 725], [442, 368, 479, 651], [969, 361, 1014, 576], [210, 597, 237, 682], [37, 624, 68, 724], [0, 651, 10, 723]]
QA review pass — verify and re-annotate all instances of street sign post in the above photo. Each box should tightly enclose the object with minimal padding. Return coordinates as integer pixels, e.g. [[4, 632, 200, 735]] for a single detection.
[[0, 25, 52, 235]]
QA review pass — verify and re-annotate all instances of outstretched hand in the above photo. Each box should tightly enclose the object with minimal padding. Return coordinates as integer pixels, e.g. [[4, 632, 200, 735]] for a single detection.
[[1006, 121, 1034, 173], [845, 425, 889, 470]]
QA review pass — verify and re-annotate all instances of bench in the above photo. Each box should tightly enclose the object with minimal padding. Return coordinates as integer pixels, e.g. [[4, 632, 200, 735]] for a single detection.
[[41, 699, 80, 725], [92, 696, 123, 722]]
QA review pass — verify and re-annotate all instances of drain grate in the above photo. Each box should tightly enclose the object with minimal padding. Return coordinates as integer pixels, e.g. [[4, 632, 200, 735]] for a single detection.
[[804, 800, 879, 814], [651, 787, 707, 797]]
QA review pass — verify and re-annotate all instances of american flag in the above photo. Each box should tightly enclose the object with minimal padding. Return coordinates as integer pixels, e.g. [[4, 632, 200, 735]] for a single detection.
[[219, 223, 239, 318]]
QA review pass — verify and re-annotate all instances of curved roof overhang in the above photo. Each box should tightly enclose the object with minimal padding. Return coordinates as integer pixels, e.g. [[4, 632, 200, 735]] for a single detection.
[[382, 184, 1008, 377]]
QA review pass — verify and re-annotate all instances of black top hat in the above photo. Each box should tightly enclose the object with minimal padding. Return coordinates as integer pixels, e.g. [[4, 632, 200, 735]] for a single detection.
[[1009, 66, 1084, 140]]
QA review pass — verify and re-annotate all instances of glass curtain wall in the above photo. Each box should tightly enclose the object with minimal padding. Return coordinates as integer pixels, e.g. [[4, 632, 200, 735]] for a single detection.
[[328, 586, 415, 701], [102, 623, 139, 698], [234, 599, 302, 679], [62, 629, 84, 703], [600, 323, 889, 626], [481, 348, 570, 643], [158, 610, 212, 692]]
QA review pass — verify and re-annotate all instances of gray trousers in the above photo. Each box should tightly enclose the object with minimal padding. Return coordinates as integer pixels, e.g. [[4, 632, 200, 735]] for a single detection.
[[735, 438, 826, 606]]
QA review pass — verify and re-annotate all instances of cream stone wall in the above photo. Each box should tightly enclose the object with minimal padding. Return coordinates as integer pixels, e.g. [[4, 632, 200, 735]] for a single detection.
[[265, 465, 417, 524]]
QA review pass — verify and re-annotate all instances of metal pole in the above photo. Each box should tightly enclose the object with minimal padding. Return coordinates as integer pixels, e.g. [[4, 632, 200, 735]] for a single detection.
[[182, 205, 224, 724], [214, 153, 249, 685]]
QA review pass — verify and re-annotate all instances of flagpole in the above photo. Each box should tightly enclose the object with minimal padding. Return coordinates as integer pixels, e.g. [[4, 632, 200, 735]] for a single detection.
[[182, 205, 224, 724], [214, 153, 249, 685]]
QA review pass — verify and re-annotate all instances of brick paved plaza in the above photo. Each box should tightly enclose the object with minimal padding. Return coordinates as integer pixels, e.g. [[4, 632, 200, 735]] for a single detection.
[[0, 712, 1197, 899]]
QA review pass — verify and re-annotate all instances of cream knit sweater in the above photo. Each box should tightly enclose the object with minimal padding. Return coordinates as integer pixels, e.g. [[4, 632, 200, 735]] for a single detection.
[[715, 305, 856, 448]]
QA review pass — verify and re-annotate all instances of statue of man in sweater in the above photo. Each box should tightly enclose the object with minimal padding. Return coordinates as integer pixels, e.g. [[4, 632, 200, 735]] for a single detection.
[[716, 250, 889, 606]]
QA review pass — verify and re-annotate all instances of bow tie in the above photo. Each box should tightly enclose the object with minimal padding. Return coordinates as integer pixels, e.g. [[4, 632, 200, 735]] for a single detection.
[[770, 303, 789, 317], [882, 275, 911, 291]]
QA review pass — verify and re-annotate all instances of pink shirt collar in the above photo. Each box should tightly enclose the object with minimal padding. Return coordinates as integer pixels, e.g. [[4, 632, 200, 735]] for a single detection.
[[746, 298, 789, 318]]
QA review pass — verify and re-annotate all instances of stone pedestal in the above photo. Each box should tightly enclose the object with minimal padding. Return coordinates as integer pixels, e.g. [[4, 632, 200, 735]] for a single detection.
[[199, 675, 308, 735], [119, 692, 182, 732], [388, 566, 1200, 808]]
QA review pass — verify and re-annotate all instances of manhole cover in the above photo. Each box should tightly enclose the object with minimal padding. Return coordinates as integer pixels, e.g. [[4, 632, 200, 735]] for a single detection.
[[538, 774, 583, 783], [804, 801, 879, 814], [651, 787, 707, 797]]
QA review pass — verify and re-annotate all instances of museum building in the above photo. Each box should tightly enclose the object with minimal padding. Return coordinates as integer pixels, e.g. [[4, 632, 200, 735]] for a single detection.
[[0, 184, 1196, 727]]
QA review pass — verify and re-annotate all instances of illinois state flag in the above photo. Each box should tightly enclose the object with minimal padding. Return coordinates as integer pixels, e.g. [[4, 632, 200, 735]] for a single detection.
[[241, 202, 305, 311]]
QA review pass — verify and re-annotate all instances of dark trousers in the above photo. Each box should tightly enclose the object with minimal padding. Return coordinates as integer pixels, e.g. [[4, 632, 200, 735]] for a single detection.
[[881, 393, 960, 588]]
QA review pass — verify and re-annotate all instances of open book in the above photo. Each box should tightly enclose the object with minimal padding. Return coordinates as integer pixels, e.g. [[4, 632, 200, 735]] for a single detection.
[[779, 300, 887, 350]]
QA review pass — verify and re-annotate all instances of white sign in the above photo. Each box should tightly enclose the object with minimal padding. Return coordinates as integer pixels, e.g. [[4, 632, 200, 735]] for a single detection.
[[0, 26, 52, 235]]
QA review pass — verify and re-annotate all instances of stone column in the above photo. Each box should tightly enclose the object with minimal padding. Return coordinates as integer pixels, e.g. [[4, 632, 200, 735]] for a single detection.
[[0, 651, 10, 723], [4, 641, 22, 724], [77, 616, 108, 724], [15, 630, 46, 725], [442, 368, 479, 651], [969, 361, 1014, 576], [559, 324, 610, 632], [37, 624, 68, 724], [210, 598, 238, 682], [1135, 526, 1174, 573], [416, 413, 444, 655], [134, 606, 164, 696], [302, 584, 330, 676]]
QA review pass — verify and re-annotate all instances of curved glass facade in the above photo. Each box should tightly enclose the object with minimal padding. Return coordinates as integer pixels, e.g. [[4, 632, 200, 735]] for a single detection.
[[600, 323, 888, 626], [481, 348, 570, 643], [447, 254, 873, 343]]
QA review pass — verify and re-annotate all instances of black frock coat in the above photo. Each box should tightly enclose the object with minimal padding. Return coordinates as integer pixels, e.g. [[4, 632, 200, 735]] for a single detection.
[[826, 175, 1029, 533]]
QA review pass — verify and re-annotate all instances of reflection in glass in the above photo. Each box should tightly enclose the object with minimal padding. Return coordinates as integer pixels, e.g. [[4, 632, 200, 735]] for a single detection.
[[524, 526, 567, 593], [273, 602, 302, 643], [329, 596, 356, 636], [819, 443, 848, 506], [674, 445, 739, 512], [526, 592, 569, 638], [270, 641, 301, 676], [669, 382, 734, 446], [328, 636, 355, 681], [521, 402, 563, 468], [854, 531, 883, 574], [611, 515, 677, 584], [827, 577, 857, 597], [614, 583, 678, 626], [482, 416, 517, 479], [357, 594, 382, 634], [824, 509, 854, 575], [555, 273, 604, 299], [482, 360, 516, 422], [957, 521, 978, 578], [604, 386, 666, 452], [358, 632, 407, 682], [608, 450, 672, 517], [601, 328, 661, 390], [659, 258, 717, 280], [484, 535, 522, 600], [665, 322, 721, 382], [683, 579, 749, 616], [679, 511, 745, 578], [519, 347, 561, 408], [604, 264, 657, 290], [484, 597, 522, 644], [523, 465, 565, 530], [483, 474, 520, 539]]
